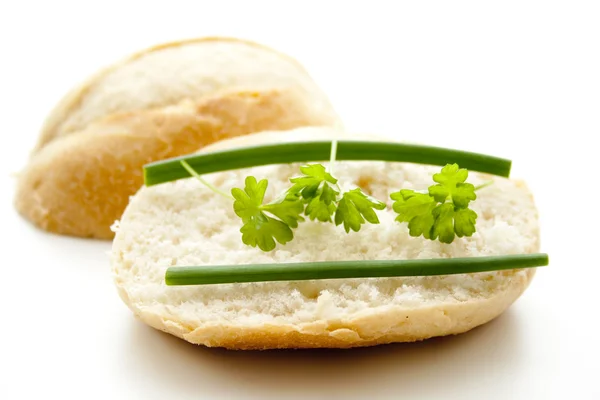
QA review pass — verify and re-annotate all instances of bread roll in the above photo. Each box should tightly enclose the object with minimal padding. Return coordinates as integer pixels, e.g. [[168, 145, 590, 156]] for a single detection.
[[111, 127, 539, 350], [16, 38, 339, 238]]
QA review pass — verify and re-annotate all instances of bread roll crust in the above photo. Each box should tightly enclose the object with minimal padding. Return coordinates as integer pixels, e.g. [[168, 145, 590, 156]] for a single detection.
[[16, 38, 339, 238], [35, 37, 331, 150], [116, 270, 534, 350], [111, 127, 540, 350]]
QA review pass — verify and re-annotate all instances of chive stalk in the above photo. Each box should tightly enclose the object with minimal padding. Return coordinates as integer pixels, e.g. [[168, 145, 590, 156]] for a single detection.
[[144, 141, 512, 186], [165, 253, 548, 286]]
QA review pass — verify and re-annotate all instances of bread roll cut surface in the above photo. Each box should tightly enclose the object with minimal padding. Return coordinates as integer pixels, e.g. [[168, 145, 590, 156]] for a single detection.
[[16, 37, 339, 239], [111, 128, 539, 349]]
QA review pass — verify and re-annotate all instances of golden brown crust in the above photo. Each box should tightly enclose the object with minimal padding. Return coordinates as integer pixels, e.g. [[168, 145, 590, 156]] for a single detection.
[[16, 88, 336, 238], [120, 269, 535, 350], [35, 37, 310, 151], [20, 37, 339, 238]]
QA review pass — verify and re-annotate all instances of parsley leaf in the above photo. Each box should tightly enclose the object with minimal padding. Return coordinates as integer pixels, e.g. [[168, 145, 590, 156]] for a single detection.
[[289, 164, 338, 199], [335, 188, 386, 232], [305, 196, 336, 222], [231, 176, 267, 223], [261, 192, 305, 228], [431, 203, 456, 244], [391, 189, 436, 239], [290, 164, 340, 222], [232, 176, 299, 251], [240, 214, 293, 252], [428, 163, 476, 208], [390, 164, 481, 244], [454, 208, 477, 237], [431, 204, 478, 244]]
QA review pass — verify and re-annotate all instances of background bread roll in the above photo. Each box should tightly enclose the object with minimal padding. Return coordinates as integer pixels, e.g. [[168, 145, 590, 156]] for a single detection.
[[111, 127, 539, 350], [15, 37, 340, 239]]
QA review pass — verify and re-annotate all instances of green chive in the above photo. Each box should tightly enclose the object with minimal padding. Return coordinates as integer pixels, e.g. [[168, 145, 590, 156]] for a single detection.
[[164, 253, 548, 286], [144, 141, 512, 186]]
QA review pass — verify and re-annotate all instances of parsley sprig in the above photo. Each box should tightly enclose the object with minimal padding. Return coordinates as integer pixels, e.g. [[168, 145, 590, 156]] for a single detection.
[[181, 152, 491, 251], [231, 176, 304, 251], [391, 163, 484, 244], [231, 140, 385, 251], [285, 163, 386, 231], [288, 164, 340, 222], [336, 189, 386, 232]]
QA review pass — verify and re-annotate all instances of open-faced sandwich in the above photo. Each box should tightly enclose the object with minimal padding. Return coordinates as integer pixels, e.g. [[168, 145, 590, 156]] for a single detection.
[[111, 127, 547, 349]]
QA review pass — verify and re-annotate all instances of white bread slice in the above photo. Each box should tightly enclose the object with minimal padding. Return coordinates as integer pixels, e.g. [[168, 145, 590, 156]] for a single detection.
[[111, 127, 540, 349], [16, 37, 339, 239]]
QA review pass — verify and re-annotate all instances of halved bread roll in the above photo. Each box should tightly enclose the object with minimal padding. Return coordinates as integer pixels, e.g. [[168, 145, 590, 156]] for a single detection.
[[111, 127, 539, 350], [16, 38, 339, 238]]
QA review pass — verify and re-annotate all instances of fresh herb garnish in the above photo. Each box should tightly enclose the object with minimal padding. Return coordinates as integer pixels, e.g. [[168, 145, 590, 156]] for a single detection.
[[232, 141, 386, 250], [231, 176, 304, 252], [391, 163, 484, 244], [335, 189, 386, 232], [288, 164, 340, 222], [165, 253, 550, 286], [155, 143, 546, 286], [144, 141, 512, 186], [180, 149, 494, 250]]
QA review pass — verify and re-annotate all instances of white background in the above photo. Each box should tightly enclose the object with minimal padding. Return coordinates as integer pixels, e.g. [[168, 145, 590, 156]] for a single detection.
[[0, 1, 598, 399]]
